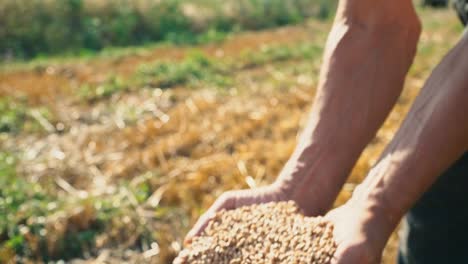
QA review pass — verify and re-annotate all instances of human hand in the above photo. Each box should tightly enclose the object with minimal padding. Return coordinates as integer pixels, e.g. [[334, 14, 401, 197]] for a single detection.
[[184, 184, 288, 244], [325, 198, 397, 264]]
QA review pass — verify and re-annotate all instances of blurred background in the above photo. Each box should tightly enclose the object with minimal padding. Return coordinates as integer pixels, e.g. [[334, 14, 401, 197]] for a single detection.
[[0, 0, 462, 263]]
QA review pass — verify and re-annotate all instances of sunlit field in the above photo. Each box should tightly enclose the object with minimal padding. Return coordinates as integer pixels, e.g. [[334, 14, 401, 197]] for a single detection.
[[0, 4, 463, 264]]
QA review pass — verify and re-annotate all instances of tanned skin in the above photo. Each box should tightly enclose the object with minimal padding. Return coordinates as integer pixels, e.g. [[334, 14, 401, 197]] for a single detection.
[[186, 0, 468, 262]]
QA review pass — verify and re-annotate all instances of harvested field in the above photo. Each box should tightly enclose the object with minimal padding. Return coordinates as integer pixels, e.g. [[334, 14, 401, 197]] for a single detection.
[[0, 7, 463, 264]]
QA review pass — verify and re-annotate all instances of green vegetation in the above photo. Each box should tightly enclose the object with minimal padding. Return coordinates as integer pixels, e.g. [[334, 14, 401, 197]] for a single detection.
[[78, 76, 128, 101], [0, 99, 28, 133], [137, 51, 232, 88], [0, 97, 53, 134], [79, 42, 325, 101], [240, 42, 323, 68], [0, 151, 161, 262], [0, 151, 60, 261], [78, 51, 233, 101], [0, 7, 462, 263], [0, 0, 336, 59]]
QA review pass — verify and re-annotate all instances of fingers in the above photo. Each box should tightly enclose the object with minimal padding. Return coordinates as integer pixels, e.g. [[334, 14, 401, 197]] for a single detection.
[[184, 187, 282, 244], [184, 211, 214, 245], [184, 192, 235, 244], [331, 247, 357, 264], [330, 254, 339, 264], [172, 254, 186, 264], [331, 243, 379, 264]]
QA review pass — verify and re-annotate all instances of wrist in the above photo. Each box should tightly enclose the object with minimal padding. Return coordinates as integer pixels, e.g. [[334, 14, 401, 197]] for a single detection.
[[329, 196, 398, 262], [325, 189, 402, 262], [351, 153, 413, 230], [273, 143, 359, 215], [348, 185, 403, 245]]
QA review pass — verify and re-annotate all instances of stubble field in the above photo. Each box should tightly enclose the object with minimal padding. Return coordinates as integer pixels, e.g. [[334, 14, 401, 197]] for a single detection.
[[0, 7, 463, 264]]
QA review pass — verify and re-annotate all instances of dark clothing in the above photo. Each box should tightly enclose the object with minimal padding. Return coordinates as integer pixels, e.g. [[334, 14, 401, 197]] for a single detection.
[[454, 0, 468, 26], [398, 4, 468, 263], [398, 152, 468, 264]]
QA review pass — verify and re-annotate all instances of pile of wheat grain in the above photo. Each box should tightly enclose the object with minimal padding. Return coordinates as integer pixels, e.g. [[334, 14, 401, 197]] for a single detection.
[[174, 201, 336, 264]]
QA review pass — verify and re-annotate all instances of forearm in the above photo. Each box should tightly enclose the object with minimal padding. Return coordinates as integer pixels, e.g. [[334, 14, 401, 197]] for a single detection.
[[275, 0, 421, 215], [354, 32, 468, 242]]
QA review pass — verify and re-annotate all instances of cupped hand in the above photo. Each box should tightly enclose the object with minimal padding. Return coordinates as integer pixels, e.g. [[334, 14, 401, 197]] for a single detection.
[[325, 200, 395, 264], [184, 184, 288, 244]]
